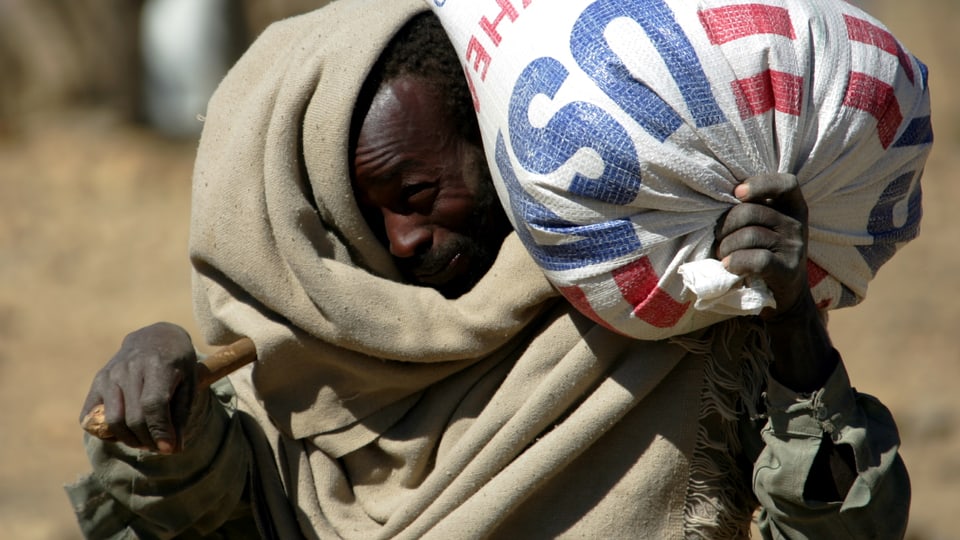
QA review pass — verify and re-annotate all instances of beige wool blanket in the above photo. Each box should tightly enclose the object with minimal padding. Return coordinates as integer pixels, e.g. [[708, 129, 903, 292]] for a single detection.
[[189, 0, 761, 537]]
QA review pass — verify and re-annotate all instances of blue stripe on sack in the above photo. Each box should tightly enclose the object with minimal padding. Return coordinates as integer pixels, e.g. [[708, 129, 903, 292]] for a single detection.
[[572, 0, 726, 132], [837, 286, 860, 309], [570, 3, 682, 142], [507, 56, 642, 206], [917, 57, 929, 88], [496, 133, 643, 271], [856, 171, 923, 273], [894, 116, 933, 147]]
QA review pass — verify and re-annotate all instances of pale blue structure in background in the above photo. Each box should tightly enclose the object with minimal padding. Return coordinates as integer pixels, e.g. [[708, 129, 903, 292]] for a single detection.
[[141, 0, 239, 137]]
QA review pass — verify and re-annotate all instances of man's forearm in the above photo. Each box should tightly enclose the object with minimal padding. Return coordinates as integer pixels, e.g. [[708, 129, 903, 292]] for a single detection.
[[759, 289, 863, 504], [764, 291, 836, 393]]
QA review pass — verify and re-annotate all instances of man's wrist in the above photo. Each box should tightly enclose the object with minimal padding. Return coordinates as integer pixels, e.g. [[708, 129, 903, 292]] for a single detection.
[[764, 291, 836, 392]]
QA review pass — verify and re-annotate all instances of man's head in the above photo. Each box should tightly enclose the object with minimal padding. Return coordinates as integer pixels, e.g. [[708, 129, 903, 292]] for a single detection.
[[351, 13, 512, 298]]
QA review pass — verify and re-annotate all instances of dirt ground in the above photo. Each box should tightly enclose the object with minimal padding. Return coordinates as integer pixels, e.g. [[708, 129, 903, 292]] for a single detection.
[[0, 1, 957, 538]]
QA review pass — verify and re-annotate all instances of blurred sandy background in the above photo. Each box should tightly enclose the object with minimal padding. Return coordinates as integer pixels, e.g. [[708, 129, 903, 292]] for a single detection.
[[0, 1, 956, 538]]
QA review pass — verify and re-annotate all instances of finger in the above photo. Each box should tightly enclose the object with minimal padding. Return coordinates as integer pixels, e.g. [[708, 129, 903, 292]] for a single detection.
[[716, 202, 800, 242], [723, 248, 781, 280], [734, 173, 807, 222], [140, 365, 186, 454], [716, 225, 782, 262], [723, 245, 806, 311], [734, 173, 797, 201], [169, 374, 197, 452], [100, 385, 141, 449], [124, 377, 160, 452], [79, 373, 108, 424]]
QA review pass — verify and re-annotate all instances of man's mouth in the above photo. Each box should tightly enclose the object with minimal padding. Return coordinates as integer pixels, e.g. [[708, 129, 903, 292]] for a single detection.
[[413, 252, 465, 287]]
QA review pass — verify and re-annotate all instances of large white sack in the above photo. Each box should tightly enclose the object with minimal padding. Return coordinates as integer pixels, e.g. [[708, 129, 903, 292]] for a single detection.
[[427, 0, 932, 339]]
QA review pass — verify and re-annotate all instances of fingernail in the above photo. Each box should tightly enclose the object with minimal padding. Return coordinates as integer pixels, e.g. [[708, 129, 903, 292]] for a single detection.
[[734, 184, 749, 200], [156, 440, 174, 455]]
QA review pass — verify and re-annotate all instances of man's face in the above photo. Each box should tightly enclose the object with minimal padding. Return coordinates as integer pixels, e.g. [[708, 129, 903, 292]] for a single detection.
[[352, 75, 511, 298]]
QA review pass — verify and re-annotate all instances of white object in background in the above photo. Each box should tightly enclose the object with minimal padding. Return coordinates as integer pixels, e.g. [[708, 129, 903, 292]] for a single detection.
[[141, 0, 236, 137]]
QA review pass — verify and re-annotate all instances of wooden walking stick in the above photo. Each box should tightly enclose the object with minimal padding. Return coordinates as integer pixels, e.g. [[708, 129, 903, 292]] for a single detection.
[[80, 337, 257, 440]]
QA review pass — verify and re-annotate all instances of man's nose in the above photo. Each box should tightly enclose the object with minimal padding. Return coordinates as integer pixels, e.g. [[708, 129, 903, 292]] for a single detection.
[[383, 210, 432, 258]]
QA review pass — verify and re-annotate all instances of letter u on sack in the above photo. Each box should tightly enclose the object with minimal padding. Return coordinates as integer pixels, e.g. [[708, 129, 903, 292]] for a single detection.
[[428, 0, 932, 340]]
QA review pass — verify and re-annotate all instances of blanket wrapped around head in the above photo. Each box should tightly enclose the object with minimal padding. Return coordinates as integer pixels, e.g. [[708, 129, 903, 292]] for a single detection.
[[429, 0, 933, 340], [189, 0, 563, 449]]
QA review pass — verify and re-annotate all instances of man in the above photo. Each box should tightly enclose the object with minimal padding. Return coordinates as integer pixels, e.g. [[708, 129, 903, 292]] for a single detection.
[[68, 2, 910, 538]]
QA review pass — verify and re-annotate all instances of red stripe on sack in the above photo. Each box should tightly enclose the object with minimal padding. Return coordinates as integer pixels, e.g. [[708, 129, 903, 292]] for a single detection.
[[732, 69, 804, 118], [843, 72, 902, 149], [844, 15, 915, 84], [612, 258, 690, 328], [807, 261, 833, 309], [807, 260, 829, 287], [557, 285, 620, 333], [698, 4, 795, 45]]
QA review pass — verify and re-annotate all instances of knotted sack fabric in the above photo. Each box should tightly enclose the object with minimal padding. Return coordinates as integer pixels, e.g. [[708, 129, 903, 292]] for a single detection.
[[429, 0, 932, 339]]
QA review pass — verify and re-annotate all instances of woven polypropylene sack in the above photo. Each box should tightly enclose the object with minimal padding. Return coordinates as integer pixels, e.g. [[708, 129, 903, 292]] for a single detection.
[[427, 0, 932, 339]]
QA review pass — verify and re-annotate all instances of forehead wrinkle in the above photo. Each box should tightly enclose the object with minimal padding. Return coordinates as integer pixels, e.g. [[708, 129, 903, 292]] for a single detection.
[[355, 144, 404, 182], [355, 90, 417, 187], [355, 76, 459, 192]]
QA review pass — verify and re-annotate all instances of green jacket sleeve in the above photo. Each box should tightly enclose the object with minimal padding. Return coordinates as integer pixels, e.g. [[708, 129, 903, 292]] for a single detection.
[[753, 358, 910, 539], [65, 378, 255, 539]]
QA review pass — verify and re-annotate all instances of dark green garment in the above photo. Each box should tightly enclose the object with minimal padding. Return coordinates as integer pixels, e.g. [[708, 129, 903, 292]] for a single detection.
[[753, 363, 910, 539], [65, 362, 909, 539]]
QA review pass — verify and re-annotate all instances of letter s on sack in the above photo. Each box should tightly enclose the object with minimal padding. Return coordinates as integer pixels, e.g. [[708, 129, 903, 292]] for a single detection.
[[506, 56, 641, 206]]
